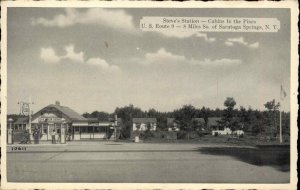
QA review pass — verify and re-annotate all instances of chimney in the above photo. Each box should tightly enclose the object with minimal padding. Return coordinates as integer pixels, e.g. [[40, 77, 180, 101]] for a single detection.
[[55, 101, 60, 106]]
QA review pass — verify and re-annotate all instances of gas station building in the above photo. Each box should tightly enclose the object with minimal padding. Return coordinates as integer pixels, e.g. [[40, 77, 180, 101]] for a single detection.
[[16, 101, 118, 141]]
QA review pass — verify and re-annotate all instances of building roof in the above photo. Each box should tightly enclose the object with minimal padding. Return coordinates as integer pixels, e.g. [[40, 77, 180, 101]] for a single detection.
[[14, 117, 29, 124], [192, 118, 205, 124], [32, 103, 87, 122], [85, 118, 99, 122], [85, 117, 123, 123], [207, 117, 222, 126], [132, 118, 157, 124], [48, 104, 87, 121]]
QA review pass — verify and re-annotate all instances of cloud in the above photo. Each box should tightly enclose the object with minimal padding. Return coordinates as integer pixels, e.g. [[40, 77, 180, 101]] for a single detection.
[[153, 30, 216, 42], [248, 42, 259, 49], [142, 48, 186, 65], [138, 48, 241, 67], [40, 48, 61, 63], [227, 37, 248, 46], [225, 37, 259, 49], [153, 30, 195, 39], [32, 8, 135, 32], [86, 58, 121, 72], [64, 45, 84, 63], [190, 58, 242, 67], [195, 33, 216, 42], [41, 44, 84, 63], [40, 45, 120, 72], [224, 41, 234, 46]]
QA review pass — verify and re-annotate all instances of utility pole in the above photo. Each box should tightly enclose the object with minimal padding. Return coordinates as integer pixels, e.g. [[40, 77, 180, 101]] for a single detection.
[[18, 100, 34, 141], [279, 84, 287, 144], [279, 100, 282, 143], [29, 101, 32, 141]]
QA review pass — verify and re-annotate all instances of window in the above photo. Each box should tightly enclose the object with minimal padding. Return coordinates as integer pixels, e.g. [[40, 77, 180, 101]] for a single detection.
[[81, 126, 87, 133], [88, 127, 93, 133], [75, 126, 79, 132], [218, 126, 224, 130], [41, 125, 47, 134]]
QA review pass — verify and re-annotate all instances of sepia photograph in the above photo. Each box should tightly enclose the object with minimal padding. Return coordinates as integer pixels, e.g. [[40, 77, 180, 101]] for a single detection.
[[1, 1, 298, 189]]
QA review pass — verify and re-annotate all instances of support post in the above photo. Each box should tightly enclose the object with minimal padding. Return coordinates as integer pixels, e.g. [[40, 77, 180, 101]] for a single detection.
[[114, 114, 117, 141], [61, 123, 66, 144], [28, 101, 33, 141]]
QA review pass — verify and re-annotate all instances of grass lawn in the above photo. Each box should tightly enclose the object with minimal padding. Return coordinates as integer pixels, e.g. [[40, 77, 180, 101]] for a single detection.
[[139, 133, 290, 147]]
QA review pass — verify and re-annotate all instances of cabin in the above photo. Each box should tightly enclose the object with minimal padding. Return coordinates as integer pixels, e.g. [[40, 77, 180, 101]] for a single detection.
[[209, 117, 244, 136], [132, 118, 157, 132], [167, 118, 180, 131]]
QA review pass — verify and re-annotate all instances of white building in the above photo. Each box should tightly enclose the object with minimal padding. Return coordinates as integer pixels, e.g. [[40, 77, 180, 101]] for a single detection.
[[132, 118, 157, 132]]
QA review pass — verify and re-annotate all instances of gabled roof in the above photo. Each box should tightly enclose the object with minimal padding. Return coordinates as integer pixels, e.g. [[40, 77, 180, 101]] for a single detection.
[[207, 117, 222, 126], [132, 118, 157, 123], [32, 103, 87, 122], [48, 104, 87, 121], [192, 118, 205, 124]]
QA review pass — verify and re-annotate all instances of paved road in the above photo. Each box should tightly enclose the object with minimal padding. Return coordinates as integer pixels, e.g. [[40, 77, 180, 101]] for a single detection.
[[6, 142, 289, 183]]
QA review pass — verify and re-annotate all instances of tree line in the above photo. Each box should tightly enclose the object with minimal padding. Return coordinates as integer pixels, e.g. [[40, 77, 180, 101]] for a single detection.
[[82, 98, 290, 139], [7, 97, 289, 140]]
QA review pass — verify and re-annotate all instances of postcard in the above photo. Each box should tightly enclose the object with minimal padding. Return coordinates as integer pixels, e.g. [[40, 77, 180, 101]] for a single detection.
[[1, 1, 298, 189]]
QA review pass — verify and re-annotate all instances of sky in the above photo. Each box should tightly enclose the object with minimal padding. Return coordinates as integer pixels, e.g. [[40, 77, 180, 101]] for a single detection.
[[7, 8, 291, 114]]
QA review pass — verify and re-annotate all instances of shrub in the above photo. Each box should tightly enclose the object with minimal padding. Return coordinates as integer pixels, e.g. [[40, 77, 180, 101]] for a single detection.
[[153, 131, 163, 138], [190, 132, 200, 139], [164, 131, 177, 140], [141, 130, 154, 139], [197, 131, 204, 137], [177, 131, 187, 139]]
